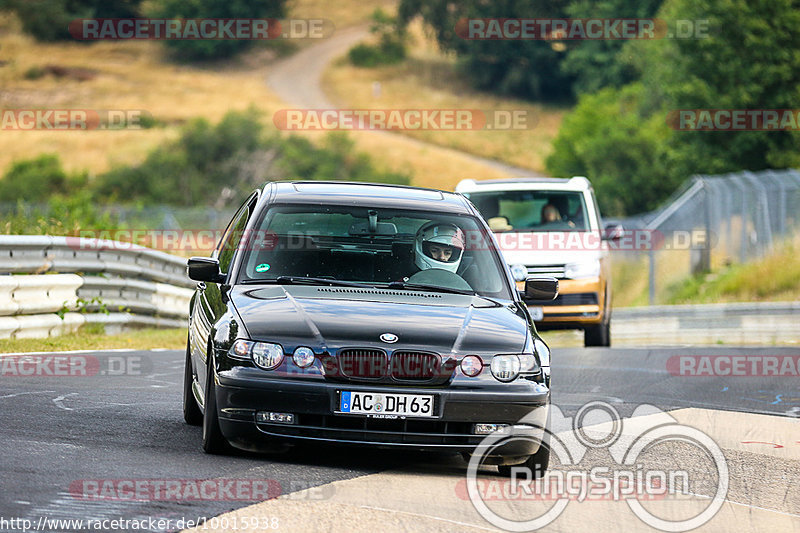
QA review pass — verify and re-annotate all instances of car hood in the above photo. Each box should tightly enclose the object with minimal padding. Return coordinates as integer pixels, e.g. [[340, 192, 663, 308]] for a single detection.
[[230, 285, 528, 355]]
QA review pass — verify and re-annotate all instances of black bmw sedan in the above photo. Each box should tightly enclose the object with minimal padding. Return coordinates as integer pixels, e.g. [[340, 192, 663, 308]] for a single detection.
[[184, 181, 556, 474]]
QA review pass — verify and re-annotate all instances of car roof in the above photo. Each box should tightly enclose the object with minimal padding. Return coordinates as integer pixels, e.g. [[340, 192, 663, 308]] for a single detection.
[[264, 181, 474, 214], [455, 176, 592, 193]]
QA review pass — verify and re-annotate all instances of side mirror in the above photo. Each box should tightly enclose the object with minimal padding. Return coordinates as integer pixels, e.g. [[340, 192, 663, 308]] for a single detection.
[[524, 277, 558, 300], [187, 257, 225, 283], [603, 223, 624, 241]]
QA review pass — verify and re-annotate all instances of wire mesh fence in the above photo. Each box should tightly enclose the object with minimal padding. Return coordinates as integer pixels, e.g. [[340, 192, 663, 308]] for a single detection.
[[616, 169, 800, 304]]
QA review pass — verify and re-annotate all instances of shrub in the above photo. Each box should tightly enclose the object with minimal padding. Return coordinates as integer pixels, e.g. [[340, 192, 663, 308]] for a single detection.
[[348, 9, 407, 68]]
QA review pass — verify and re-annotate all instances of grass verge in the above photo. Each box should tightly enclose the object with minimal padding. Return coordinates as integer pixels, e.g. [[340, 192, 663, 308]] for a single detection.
[[665, 238, 800, 304], [0, 327, 186, 353]]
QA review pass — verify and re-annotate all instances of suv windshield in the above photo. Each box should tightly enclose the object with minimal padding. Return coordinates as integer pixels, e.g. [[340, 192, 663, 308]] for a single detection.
[[465, 190, 589, 232], [236, 204, 513, 299]]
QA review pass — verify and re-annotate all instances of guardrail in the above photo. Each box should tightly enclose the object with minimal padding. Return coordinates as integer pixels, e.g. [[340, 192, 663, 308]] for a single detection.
[[0, 236, 193, 339], [0, 235, 193, 288], [612, 301, 800, 345]]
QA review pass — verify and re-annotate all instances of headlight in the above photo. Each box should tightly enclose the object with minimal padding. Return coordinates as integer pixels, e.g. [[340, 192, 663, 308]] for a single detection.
[[564, 259, 600, 279], [460, 355, 483, 377], [229, 339, 285, 370], [517, 353, 540, 375], [292, 346, 315, 368], [229, 339, 252, 360], [236, 341, 284, 370], [510, 264, 528, 282], [490, 354, 521, 382], [533, 338, 550, 368]]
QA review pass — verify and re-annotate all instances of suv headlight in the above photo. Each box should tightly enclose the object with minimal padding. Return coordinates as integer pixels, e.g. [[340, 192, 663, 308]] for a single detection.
[[564, 259, 600, 279], [490, 354, 521, 382], [229, 339, 284, 370]]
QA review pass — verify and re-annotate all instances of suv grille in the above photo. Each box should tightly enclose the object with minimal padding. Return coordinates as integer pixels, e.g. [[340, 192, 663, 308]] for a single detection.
[[540, 292, 598, 306], [527, 264, 566, 279]]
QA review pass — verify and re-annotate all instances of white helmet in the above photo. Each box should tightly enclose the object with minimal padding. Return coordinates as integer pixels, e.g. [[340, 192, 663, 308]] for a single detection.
[[414, 222, 465, 273]]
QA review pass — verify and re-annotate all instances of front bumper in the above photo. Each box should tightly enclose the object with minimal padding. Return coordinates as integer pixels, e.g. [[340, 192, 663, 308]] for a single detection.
[[214, 368, 550, 457], [520, 277, 604, 327]]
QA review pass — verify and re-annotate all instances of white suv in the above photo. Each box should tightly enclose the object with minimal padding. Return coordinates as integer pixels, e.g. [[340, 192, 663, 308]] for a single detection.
[[456, 176, 621, 347]]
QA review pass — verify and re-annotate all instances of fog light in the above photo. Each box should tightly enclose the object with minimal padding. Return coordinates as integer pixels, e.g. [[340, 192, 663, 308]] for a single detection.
[[473, 423, 511, 435], [293, 346, 315, 368], [256, 411, 296, 424]]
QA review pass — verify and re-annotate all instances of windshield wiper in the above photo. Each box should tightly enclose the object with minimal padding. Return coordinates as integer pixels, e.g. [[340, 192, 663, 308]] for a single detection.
[[385, 281, 475, 296], [241, 276, 374, 288]]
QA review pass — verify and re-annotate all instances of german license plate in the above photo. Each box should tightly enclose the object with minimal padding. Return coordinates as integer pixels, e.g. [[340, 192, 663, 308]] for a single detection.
[[529, 306, 544, 320], [338, 391, 434, 417]]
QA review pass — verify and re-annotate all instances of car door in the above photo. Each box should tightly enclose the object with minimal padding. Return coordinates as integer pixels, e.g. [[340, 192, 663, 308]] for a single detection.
[[190, 192, 258, 395]]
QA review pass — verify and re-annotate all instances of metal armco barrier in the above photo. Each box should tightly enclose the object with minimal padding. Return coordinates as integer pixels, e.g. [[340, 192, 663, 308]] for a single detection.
[[612, 301, 800, 345], [0, 236, 193, 339]]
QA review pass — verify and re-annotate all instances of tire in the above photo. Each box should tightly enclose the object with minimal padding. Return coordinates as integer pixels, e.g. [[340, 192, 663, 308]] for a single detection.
[[584, 318, 611, 347], [183, 339, 203, 426], [202, 352, 229, 454], [498, 412, 551, 477]]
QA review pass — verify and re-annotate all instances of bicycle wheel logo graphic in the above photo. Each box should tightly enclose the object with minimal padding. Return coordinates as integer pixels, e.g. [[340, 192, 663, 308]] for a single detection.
[[465, 401, 729, 532]]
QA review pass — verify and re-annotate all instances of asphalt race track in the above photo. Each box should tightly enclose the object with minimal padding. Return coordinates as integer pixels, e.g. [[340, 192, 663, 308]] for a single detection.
[[1, 346, 799, 532]]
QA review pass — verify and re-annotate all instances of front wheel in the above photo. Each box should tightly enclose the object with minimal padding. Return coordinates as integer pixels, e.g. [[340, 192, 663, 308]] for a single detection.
[[498, 434, 551, 478], [584, 318, 610, 347], [202, 353, 229, 454], [183, 340, 203, 426]]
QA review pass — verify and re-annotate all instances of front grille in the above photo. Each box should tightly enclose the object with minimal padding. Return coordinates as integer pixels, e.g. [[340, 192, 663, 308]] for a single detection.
[[390, 351, 441, 381], [527, 264, 566, 279], [540, 292, 598, 306], [257, 414, 482, 447], [338, 349, 387, 379]]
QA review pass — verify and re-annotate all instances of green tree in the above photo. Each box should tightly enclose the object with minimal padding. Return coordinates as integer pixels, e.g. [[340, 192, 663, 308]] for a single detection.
[[0, 154, 72, 201], [0, 0, 142, 41], [548, 0, 800, 214], [398, 0, 574, 101], [633, 0, 800, 177], [546, 83, 674, 215], [560, 0, 663, 96], [147, 0, 287, 60], [348, 8, 408, 68]]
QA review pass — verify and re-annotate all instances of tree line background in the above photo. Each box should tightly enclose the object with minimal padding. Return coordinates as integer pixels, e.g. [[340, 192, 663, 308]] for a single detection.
[[2, 0, 799, 217]]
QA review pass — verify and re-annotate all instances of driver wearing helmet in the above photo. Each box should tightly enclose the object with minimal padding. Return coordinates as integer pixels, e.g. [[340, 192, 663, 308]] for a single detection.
[[413, 222, 465, 274]]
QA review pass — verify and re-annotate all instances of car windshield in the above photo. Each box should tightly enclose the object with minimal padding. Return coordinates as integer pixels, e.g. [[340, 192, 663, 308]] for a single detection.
[[237, 204, 512, 299], [464, 190, 589, 232]]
